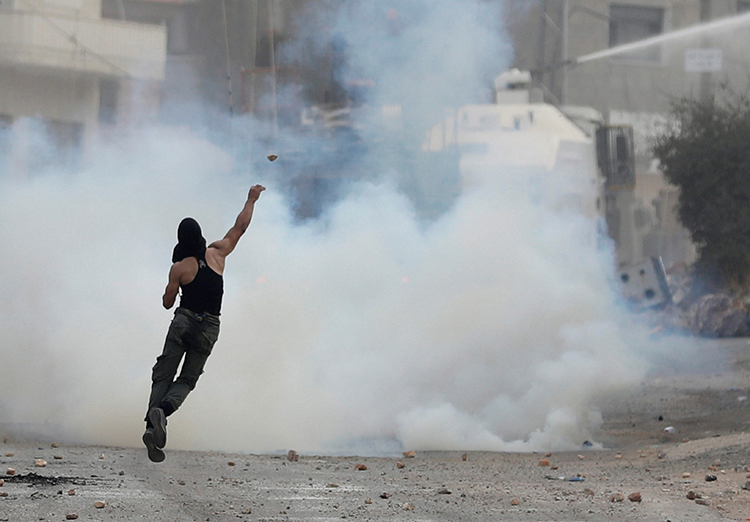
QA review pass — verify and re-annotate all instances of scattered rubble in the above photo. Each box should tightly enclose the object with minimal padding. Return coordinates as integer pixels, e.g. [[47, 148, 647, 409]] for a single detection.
[[647, 281, 750, 337], [0, 356, 748, 522], [628, 492, 642, 502], [686, 294, 750, 337]]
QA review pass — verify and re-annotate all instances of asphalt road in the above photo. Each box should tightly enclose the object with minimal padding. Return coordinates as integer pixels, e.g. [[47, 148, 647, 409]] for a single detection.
[[2, 338, 750, 522]]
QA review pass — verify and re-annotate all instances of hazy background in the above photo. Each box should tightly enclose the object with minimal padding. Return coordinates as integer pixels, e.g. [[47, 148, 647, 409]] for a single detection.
[[0, 0, 694, 455]]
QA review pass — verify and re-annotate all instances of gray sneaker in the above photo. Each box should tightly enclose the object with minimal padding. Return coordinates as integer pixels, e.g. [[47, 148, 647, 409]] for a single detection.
[[142, 429, 165, 463], [148, 407, 167, 449]]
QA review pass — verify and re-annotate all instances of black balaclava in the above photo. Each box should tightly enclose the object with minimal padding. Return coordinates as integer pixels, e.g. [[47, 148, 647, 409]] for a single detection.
[[172, 217, 207, 263]]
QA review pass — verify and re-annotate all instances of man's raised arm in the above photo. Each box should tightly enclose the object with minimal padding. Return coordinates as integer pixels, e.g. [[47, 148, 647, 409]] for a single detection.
[[210, 184, 265, 257]]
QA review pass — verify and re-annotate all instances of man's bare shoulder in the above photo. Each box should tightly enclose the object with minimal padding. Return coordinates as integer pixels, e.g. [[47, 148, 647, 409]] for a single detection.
[[172, 257, 198, 270], [205, 246, 226, 275], [208, 237, 232, 254], [171, 257, 199, 284]]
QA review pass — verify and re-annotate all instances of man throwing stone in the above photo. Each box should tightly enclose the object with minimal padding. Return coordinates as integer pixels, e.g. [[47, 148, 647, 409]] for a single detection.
[[143, 184, 265, 462]]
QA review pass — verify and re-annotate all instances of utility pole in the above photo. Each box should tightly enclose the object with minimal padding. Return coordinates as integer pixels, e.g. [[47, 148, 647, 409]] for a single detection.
[[561, 0, 569, 105], [536, 0, 549, 93], [700, 0, 712, 101], [268, 0, 278, 136]]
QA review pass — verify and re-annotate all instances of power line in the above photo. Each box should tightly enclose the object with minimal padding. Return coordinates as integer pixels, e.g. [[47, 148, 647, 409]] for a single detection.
[[14, 0, 134, 78]]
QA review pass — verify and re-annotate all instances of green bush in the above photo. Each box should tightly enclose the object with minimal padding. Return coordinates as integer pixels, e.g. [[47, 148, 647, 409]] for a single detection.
[[652, 94, 750, 290]]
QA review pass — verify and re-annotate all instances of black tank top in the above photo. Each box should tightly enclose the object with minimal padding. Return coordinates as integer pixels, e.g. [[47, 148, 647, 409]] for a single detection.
[[180, 256, 224, 316]]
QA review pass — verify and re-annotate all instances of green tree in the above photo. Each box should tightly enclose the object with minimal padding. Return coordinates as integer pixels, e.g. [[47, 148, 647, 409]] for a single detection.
[[652, 94, 750, 290]]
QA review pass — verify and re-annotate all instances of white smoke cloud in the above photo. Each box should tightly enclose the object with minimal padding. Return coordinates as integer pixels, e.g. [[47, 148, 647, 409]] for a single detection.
[[0, 0, 665, 455]]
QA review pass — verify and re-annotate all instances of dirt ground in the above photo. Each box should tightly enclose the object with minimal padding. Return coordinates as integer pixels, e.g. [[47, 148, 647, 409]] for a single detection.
[[2, 337, 750, 522]]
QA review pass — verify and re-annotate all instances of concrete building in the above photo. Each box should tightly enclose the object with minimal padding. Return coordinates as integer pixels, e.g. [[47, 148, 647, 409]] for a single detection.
[[99, 0, 317, 131], [0, 0, 166, 173]]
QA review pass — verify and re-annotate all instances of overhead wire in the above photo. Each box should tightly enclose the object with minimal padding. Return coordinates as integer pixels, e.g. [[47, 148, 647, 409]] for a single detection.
[[15, 0, 133, 78], [220, 0, 235, 115]]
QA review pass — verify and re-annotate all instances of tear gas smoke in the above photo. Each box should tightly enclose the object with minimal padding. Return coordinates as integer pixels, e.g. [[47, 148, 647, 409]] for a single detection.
[[0, 0, 684, 455]]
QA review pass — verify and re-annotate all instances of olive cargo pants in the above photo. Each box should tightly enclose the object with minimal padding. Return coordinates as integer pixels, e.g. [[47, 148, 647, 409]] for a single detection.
[[146, 308, 220, 421]]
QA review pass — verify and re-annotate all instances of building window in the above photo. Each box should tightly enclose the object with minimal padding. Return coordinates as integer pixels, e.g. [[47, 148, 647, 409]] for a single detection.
[[101, 0, 193, 55], [739, 1, 750, 13], [99, 79, 119, 124], [0, 115, 11, 175], [609, 4, 665, 62], [24, 118, 83, 172]]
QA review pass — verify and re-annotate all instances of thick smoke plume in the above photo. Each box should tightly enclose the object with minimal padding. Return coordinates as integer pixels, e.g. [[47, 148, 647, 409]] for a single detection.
[[0, 0, 664, 454]]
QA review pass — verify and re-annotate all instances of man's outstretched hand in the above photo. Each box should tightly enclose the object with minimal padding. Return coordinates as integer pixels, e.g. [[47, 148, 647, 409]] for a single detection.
[[249, 184, 266, 202]]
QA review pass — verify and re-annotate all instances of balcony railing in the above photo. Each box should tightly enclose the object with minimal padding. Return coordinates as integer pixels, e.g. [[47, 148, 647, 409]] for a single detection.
[[0, 9, 167, 80]]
